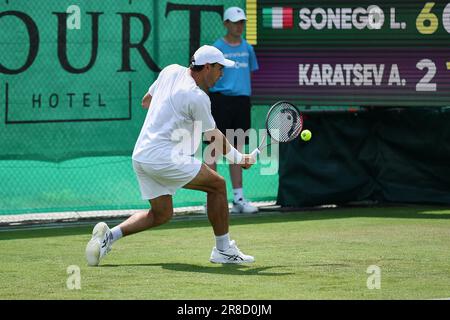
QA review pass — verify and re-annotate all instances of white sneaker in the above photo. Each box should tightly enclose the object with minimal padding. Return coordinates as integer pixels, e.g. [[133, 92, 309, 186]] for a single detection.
[[231, 199, 259, 214], [210, 240, 255, 264], [85, 222, 113, 266]]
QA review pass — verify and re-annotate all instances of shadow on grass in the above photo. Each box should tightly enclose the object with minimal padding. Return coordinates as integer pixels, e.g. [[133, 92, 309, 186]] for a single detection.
[[1, 204, 450, 240], [100, 262, 294, 276]]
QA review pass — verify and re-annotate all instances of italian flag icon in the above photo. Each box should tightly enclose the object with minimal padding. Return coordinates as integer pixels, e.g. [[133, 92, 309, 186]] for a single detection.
[[263, 7, 294, 29]]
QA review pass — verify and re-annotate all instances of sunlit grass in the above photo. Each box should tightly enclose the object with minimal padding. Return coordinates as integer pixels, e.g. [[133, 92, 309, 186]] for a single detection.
[[1, 205, 449, 299]]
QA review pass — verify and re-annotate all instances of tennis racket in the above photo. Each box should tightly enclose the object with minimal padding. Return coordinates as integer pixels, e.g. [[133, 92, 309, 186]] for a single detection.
[[250, 101, 303, 160]]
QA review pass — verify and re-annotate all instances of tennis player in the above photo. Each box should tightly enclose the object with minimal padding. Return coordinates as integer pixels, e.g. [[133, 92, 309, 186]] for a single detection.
[[86, 45, 255, 266], [208, 7, 260, 214]]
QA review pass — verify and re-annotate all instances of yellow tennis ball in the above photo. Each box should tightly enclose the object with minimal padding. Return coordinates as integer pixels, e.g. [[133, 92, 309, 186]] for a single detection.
[[301, 129, 312, 141]]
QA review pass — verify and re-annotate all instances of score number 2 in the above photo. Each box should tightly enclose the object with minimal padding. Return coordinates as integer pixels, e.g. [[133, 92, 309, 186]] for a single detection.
[[416, 60, 450, 92], [416, 59, 437, 92]]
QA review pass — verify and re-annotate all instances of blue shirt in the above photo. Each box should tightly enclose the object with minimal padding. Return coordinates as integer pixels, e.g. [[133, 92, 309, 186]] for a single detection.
[[209, 38, 259, 97]]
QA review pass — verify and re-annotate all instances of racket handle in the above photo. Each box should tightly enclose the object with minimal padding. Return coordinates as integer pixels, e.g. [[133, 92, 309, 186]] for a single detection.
[[250, 148, 260, 161]]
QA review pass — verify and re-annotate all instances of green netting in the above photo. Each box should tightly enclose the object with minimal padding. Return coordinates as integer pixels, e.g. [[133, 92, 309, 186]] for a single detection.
[[0, 105, 277, 215], [1, 0, 245, 161], [0, 1, 278, 215]]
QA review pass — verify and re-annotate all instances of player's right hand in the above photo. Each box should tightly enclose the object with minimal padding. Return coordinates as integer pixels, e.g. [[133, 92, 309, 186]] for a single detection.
[[239, 154, 256, 169]]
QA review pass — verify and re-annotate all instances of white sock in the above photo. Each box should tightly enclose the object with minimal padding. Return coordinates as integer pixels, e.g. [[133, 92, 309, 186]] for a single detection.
[[215, 233, 230, 251], [111, 226, 123, 244], [233, 188, 244, 203]]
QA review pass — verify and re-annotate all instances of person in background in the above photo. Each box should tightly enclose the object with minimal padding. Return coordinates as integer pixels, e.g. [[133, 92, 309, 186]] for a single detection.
[[207, 7, 260, 214]]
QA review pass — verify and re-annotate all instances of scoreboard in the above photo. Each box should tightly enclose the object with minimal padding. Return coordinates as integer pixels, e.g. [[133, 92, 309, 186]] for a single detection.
[[247, 1, 450, 107]]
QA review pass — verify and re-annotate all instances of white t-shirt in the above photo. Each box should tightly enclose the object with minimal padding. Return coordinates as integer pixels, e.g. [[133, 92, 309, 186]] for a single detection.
[[132, 64, 216, 164]]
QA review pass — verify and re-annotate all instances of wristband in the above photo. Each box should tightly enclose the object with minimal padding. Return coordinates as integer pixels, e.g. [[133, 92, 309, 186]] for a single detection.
[[224, 146, 243, 164]]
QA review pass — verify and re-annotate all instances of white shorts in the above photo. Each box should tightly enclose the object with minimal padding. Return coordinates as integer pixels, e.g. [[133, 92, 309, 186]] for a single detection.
[[132, 158, 202, 200]]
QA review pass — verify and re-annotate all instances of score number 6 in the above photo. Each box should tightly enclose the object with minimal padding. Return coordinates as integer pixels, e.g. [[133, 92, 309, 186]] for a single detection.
[[416, 2, 450, 34]]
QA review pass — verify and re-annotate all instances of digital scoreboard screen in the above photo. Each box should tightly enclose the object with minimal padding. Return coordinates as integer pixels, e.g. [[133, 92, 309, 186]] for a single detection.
[[246, 1, 450, 107]]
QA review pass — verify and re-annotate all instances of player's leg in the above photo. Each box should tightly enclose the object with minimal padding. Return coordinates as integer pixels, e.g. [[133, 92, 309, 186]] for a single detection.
[[86, 159, 177, 266], [183, 163, 254, 263], [118, 195, 174, 237], [118, 160, 177, 236], [85, 195, 173, 266], [183, 163, 228, 236]]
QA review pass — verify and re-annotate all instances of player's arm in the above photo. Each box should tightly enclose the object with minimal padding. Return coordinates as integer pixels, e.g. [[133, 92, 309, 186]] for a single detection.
[[204, 128, 254, 169], [141, 93, 152, 109]]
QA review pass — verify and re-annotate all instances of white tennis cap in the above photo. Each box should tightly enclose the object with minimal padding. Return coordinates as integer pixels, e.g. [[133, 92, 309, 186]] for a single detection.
[[192, 45, 235, 67], [224, 7, 247, 22]]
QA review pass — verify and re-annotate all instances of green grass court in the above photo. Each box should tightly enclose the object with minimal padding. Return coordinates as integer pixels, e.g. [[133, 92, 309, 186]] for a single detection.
[[1, 205, 450, 300]]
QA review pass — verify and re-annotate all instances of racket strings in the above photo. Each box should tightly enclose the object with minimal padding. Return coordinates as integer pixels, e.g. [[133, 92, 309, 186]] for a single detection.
[[266, 103, 303, 143]]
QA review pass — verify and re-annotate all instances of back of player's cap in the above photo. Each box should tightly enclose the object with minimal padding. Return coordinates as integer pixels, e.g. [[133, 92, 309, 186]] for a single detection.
[[192, 45, 235, 67]]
